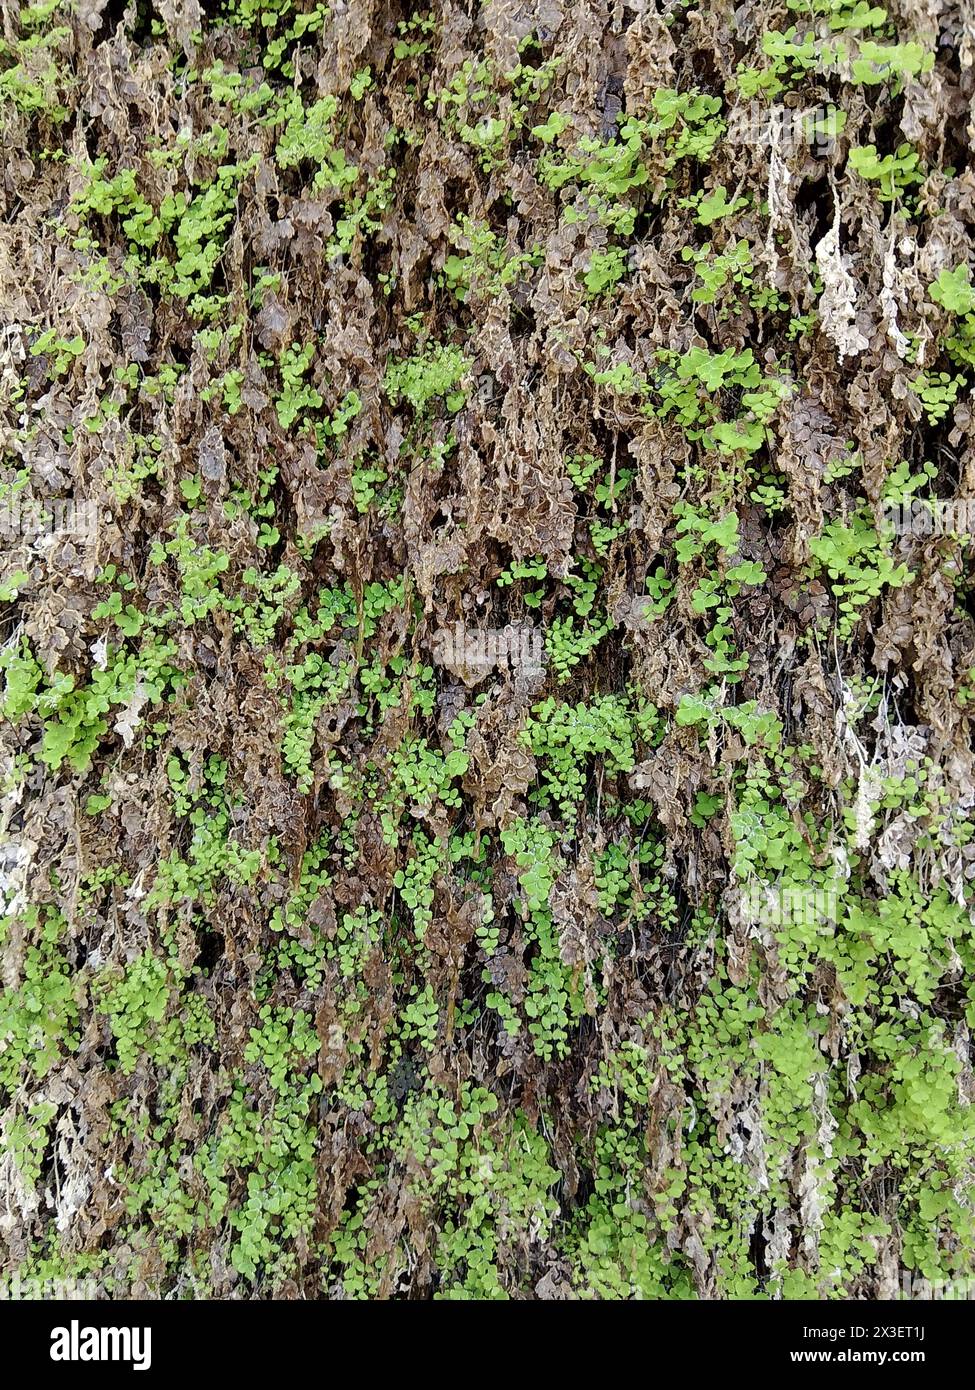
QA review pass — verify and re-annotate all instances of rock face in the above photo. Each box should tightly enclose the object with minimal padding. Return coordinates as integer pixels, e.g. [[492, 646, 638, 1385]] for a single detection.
[[1, 1, 974, 1301]]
